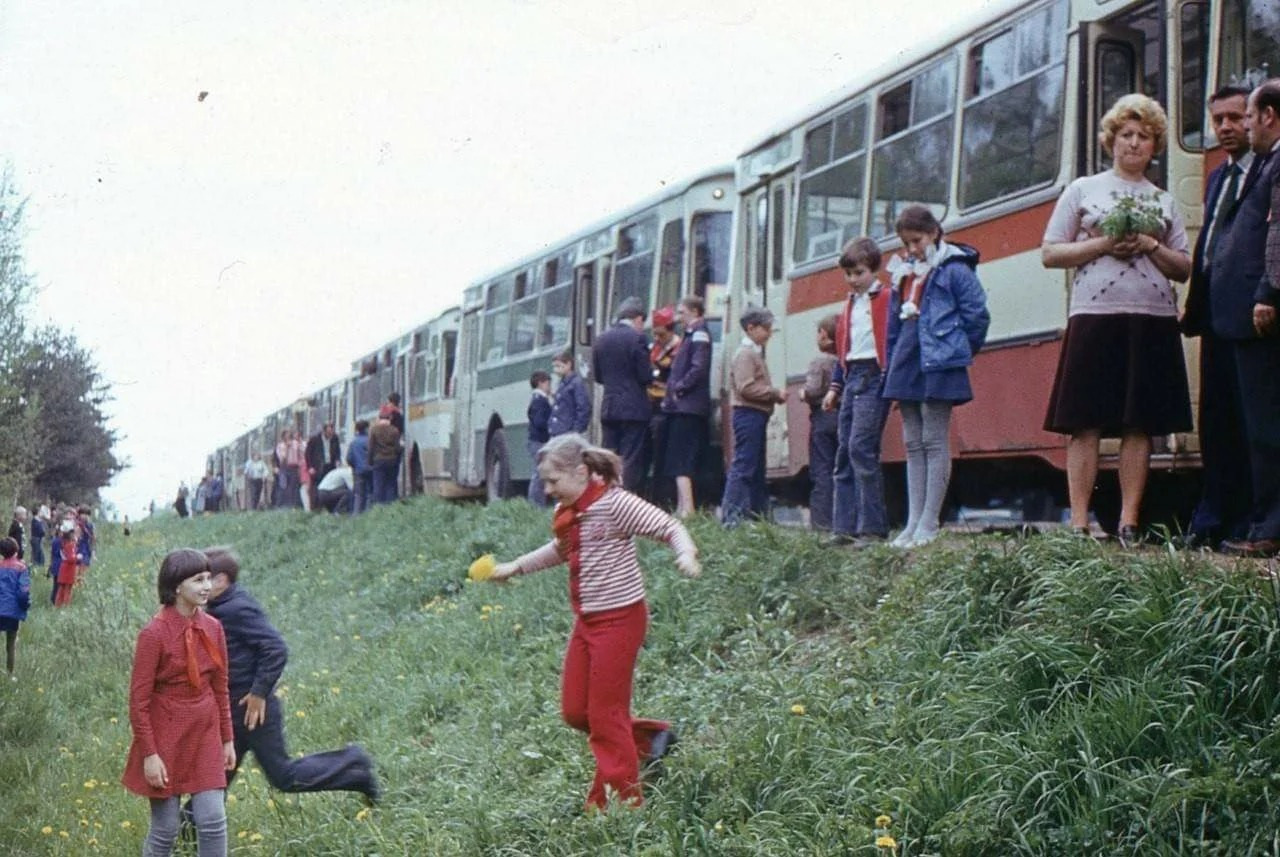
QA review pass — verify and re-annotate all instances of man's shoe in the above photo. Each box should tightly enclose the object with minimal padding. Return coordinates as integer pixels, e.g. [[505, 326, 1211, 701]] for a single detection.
[[1222, 538, 1280, 558], [822, 534, 859, 547]]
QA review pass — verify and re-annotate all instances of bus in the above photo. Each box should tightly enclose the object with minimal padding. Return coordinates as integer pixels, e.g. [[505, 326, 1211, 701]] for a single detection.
[[452, 168, 735, 501], [724, 0, 1275, 528]]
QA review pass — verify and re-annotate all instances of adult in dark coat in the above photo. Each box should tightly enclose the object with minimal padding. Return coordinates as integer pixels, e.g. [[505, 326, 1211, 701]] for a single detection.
[[305, 423, 341, 509], [1181, 85, 1255, 548], [1217, 80, 1280, 557], [592, 298, 654, 492], [661, 296, 713, 517], [199, 548, 378, 801]]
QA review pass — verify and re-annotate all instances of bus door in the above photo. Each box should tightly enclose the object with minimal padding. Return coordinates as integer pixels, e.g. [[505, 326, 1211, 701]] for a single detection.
[[453, 308, 483, 486], [744, 175, 795, 473], [574, 258, 609, 442], [1080, 3, 1161, 181]]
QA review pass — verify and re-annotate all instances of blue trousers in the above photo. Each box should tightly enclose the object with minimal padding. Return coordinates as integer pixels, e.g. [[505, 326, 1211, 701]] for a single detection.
[[808, 408, 839, 530], [721, 407, 769, 526], [371, 460, 399, 505], [602, 420, 649, 494], [527, 439, 548, 506], [227, 693, 375, 795], [832, 361, 890, 537], [351, 472, 373, 515]]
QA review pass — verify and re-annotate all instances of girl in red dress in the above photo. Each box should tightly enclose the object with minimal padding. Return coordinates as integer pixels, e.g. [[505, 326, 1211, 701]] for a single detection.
[[51, 520, 81, 607], [488, 433, 701, 811], [121, 549, 235, 856]]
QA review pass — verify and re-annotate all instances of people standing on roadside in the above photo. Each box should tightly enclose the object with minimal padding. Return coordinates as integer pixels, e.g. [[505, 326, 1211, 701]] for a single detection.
[[721, 307, 788, 527], [487, 433, 700, 811], [661, 296, 713, 519], [0, 537, 30, 679], [369, 411, 402, 505], [9, 506, 26, 560], [824, 237, 892, 546], [802, 316, 839, 531], [1181, 85, 1255, 549], [274, 430, 303, 509], [206, 473, 224, 514], [1219, 80, 1280, 557], [883, 205, 990, 549], [193, 476, 209, 516], [646, 305, 681, 504], [244, 452, 269, 511], [345, 420, 373, 515], [52, 519, 82, 607], [527, 371, 553, 506], [77, 506, 95, 572], [175, 483, 190, 519], [549, 350, 591, 438], [30, 506, 47, 567], [120, 549, 234, 857], [305, 423, 340, 510], [1041, 94, 1191, 546], [196, 547, 378, 803], [592, 298, 653, 493]]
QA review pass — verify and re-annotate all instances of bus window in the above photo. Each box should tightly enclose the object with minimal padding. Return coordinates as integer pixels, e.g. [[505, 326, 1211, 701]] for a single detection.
[[869, 57, 955, 238], [1218, 1, 1280, 94], [1179, 2, 1210, 150], [612, 217, 657, 316], [507, 271, 539, 357], [411, 351, 430, 400], [795, 101, 867, 263], [442, 330, 457, 398], [575, 268, 596, 346], [481, 278, 512, 364], [960, 0, 1066, 208], [692, 211, 730, 317], [541, 250, 573, 350], [771, 185, 786, 280], [656, 219, 683, 311]]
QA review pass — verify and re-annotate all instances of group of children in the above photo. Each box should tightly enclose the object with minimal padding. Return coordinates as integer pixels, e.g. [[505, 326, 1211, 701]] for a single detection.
[[526, 350, 592, 505], [729, 204, 991, 544]]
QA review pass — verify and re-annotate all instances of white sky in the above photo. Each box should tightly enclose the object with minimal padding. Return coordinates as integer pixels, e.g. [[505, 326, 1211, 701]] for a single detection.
[[0, 0, 995, 517]]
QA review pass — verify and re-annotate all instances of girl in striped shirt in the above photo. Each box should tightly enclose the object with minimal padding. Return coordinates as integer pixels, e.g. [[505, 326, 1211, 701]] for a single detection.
[[490, 433, 700, 810]]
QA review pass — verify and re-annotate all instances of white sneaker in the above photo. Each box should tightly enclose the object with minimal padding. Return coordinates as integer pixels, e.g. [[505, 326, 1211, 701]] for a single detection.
[[890, 529, 916, 548], [908, 529, 940, 548]]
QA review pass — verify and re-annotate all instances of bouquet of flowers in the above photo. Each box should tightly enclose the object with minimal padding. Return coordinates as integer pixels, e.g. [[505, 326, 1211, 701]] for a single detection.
[[1098, 191, 1165, 239]]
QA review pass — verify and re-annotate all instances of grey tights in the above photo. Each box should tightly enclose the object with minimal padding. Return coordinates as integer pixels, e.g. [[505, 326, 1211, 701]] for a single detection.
[[144, 789, 225, 857], [899, 401, 953, 544]]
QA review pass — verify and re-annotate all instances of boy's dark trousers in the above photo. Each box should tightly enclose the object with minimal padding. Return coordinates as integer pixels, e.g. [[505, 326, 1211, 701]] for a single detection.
[[226, 692, 375, 794], [808, 408, 839, 530]]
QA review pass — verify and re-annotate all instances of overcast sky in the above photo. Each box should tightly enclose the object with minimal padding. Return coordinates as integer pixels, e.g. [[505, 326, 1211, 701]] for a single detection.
[[0, 0, 995, 517]]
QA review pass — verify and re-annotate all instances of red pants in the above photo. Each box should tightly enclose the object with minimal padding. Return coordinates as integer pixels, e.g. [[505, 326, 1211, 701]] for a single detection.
[[561, 600, 667, 809]]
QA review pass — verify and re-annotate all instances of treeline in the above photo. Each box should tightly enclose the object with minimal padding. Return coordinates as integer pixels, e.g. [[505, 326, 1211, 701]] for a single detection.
[[0, 170, 122, 507]]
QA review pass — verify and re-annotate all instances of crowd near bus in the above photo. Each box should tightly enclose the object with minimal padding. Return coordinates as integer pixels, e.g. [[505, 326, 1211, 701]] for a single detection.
[[196, 1, 1275, 554]]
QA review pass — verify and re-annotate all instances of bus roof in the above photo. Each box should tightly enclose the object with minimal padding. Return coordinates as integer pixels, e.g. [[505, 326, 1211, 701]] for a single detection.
[[737, 0, 1037, 159]]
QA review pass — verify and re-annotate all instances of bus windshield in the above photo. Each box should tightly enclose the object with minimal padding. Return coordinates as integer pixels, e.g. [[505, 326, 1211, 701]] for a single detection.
[[1219, 1, 1280, 90]]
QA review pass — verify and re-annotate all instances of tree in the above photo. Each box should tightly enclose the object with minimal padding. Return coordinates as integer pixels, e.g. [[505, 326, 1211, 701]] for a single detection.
[[19, 328, 124, 504], [0, 169, 40, 506]]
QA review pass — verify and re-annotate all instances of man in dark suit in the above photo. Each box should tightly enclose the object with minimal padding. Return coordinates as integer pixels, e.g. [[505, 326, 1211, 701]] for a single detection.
[[305, 423, 340, 510], [1218, 80, 1280, 557], [1181, 85, 1254, 549], [591, 297, 653, 492]]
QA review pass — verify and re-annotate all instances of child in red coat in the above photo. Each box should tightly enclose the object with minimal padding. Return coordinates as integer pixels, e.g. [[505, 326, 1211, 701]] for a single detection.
[[51, 520, 81, 608], [121, 549, 235, 856]]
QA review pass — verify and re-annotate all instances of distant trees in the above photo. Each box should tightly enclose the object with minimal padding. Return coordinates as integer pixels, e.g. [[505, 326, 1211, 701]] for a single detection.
[[0, 169, 122, 506]]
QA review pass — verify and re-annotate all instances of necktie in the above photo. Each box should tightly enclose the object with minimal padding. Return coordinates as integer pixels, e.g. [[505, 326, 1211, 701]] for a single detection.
[[1206, 163, 1241, 264]]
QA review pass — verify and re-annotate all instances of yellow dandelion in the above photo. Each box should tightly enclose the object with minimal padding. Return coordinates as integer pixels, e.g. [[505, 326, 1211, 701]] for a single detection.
[[355, 807, 371, 821], [59, 831, 69, 838], [226, 794, 237, 806], [876, 835, 897, 849], [469, 554, 496, 581], [876, 814, 892, 828], [480, 614, 490, 621], [352, 634, 361, 640], [513, 623, 523, 633], [266, 799, 276, 810], [714, 820, 724, 832], [87, 837, 98, 846], [790, 704, 806, 716], [330, 686, 341, 695], [481, 604, 493, 612], [295, 710, 306, 718], [238, 830, 248, 839], [109, 717, 118, 724], [120, 820, 133, 829], [84, 779, 97, 789], [250, 832, 264, 842], [41, 826, 52, 835]]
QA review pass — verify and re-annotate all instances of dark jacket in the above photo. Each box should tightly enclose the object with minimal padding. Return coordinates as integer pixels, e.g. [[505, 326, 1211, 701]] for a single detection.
[[550, 372, 591, 436], [8, 520, 23, 560], [592, 322, 652, 422], [662, 319, 712, 416], [369, 422, 401, 463], [1182, 160, 1233, 337], [206, 583, 288, 698], [528, 391, 552, 444], [306, 433, 339, 477], [886, 243, 989, 372], [1212, 152, 1276, 341]]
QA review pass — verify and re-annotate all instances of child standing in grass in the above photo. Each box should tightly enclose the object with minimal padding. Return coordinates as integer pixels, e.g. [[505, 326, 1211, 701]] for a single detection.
[[0, 537, 30, 679], [721, 307, 787, 527], [121, 549, 235, 857], [488, 433, 700, 811], [51, 519, 82, 607]]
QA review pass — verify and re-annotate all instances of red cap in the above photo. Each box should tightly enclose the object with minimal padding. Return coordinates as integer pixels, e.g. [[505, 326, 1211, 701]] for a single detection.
[[652, 305, 676, 328], [379, 404, 396, 418]]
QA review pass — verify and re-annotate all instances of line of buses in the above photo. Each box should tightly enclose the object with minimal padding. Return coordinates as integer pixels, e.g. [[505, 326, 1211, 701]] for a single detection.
[[208, 0, 1277, 527]]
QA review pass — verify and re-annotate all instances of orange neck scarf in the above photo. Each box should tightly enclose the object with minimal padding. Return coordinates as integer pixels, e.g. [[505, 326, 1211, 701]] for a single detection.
[[552, 479, 609, 613], [183, 614, 225, 689]]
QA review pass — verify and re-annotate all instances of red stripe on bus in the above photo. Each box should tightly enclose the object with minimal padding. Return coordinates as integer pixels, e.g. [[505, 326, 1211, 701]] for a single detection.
[[787, 200, 1058, 315]]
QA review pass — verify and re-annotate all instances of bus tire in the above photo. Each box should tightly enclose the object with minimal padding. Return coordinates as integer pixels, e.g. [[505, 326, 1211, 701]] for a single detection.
[[485, 431, 512, 503]]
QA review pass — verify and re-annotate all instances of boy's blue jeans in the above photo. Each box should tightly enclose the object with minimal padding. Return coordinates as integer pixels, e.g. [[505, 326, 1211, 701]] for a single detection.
[[721, 407, 769, 526], [832, 361, 890, 538]]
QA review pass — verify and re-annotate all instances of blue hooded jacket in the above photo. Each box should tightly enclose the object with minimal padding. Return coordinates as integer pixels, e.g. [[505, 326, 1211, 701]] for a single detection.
[[885, 241, 990, 372]]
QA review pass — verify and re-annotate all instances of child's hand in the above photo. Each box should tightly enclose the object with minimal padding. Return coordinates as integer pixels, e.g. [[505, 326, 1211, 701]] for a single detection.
[[223, 741, 236, 771], [675, 552, 701, 578], [143, 754, 169, 789], [821, 390, 838, 412], [489, 561, 521, 582]]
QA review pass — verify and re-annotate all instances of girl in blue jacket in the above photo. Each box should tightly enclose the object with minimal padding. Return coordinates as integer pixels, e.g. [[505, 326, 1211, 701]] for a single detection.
[[0, 536, 31, 678], [882, 205, 990, 548]]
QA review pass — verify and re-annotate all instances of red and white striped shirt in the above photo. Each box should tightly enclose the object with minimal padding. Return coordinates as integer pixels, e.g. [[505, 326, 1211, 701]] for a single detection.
[[514, 485, 695, 614]]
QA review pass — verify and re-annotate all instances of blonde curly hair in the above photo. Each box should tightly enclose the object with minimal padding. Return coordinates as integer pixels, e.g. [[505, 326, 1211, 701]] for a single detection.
[[1098, 93, 1168, 155]]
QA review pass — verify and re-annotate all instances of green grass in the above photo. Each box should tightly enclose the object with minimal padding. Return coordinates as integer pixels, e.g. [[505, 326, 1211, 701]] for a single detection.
[[3, 500, 1280, 855]]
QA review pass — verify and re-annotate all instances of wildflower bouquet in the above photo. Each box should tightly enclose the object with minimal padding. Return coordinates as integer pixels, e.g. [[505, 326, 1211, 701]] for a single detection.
[[1098, 191, 1164, 240]]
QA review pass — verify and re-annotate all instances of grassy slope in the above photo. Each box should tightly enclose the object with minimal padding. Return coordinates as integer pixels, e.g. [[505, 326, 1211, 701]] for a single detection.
[[3, 499, 1280, 856]]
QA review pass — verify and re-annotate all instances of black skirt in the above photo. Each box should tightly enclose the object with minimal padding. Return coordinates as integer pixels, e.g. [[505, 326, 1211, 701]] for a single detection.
[[1043, 313, 1192, 437]]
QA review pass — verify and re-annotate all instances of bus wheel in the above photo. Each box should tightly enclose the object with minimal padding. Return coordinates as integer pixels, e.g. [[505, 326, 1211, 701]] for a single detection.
[[485, 431, 512, 503]]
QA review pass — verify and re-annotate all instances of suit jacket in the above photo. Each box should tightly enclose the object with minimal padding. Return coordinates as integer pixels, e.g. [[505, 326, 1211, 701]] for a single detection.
[[305, 433, 339, 476], [1182, 161, 1230, 337], [592, 322, 652, 422], [1211, 151, 1276, 341]]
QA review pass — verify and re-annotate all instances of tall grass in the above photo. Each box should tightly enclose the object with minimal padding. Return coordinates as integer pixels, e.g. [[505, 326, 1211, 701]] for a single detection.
[[2, 500, 1279, 855]]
